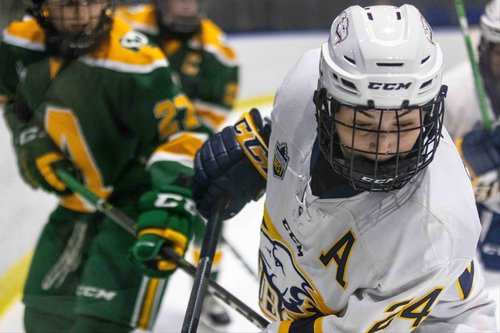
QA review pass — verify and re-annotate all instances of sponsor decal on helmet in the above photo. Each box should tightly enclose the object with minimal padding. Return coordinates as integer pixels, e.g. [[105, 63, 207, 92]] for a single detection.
[[335, 12, 349, 44], [421, 15, 434, 44]]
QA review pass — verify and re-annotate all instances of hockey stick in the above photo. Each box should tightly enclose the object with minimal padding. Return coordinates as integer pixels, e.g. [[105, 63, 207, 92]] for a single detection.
[[55, 169, 269, 329], [221, 235, 259, 281], [454, 0, 493, 130], [182, 196, 228, 333]]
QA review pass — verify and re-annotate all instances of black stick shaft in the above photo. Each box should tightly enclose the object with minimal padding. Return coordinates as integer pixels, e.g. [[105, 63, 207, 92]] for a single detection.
[[182, 197, 228, 333]]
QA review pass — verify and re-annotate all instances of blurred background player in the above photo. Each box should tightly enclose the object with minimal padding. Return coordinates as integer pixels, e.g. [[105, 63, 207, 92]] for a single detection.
[[193, 4, 497, 332], [1, 0, 206, 331], [444, 0, 500, 271], [117, 0, 238, 133], [117, 0, 239, 327]]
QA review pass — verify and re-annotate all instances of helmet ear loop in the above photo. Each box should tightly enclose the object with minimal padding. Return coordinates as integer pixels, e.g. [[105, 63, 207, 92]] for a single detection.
[[408, 90, 446, 174], [328, 94, 343, 164], [314, 88, 333, 162], [350, 107, 360, 187], [314, 88, 344, 168]]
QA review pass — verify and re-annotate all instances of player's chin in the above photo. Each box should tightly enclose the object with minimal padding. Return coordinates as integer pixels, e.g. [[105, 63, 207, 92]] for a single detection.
[[362, 151, 417, 164]]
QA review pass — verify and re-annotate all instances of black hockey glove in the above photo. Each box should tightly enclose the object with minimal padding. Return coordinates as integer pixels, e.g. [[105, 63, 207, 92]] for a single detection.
[[456, 126, 500, 176], [456, 125, 500, 202], [193, 109, 270, 220]]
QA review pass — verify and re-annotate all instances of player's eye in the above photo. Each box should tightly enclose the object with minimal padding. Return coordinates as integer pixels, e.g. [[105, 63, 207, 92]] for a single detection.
[[354, 122, 372, 128], [398, 121, 420, 130]]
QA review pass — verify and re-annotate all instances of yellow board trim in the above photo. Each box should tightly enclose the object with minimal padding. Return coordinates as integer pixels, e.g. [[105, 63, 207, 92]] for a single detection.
[[0, 251, 33, 318], [0, 94, 275, 319], [234, 95, 275, 110]]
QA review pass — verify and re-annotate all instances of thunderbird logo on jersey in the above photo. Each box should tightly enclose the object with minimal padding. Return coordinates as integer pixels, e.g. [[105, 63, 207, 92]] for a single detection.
[[258, 230, 326, 321], [273, 142, 289, 179]]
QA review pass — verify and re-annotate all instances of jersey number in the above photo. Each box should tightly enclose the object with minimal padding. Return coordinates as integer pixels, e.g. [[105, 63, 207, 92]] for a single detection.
[[319, 229, 356, 289], [154, 94, 200, 139], [366, 287, 444, 332], [181, 52, 202, 76], [46, 107, 111, 211]]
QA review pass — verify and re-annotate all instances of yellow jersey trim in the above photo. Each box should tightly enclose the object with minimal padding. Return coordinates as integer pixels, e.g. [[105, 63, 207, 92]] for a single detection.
[[80, 18, 168, 73], [115, 4, 159, 35], [2, 16, 45, 51]]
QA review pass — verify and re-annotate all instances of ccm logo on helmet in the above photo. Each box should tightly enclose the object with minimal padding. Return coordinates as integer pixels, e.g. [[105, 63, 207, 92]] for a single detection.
[[368, 82, 412, 90]]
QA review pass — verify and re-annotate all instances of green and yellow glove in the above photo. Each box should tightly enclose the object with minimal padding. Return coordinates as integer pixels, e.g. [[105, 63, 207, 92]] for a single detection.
[[14, 125, 76, 195], [131, 162, 199, 278], [4, 101, 76, 195]]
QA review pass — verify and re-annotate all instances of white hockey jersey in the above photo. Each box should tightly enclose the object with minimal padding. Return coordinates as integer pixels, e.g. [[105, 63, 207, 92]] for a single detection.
[[444, 62, 500, 214], [259, 49, 497, 333], [444, 62, 496, 140]]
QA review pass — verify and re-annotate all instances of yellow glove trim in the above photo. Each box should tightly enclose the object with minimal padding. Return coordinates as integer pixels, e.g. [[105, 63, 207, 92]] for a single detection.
[[157, 247, 184, 271], [138, 228, 188, 251], [234, 111, 268, 180], [36, 152, 66, 191], [454, 137, 479, 186]]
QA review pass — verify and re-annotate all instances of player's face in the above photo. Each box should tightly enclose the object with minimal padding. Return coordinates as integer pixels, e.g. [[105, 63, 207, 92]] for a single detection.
[[46, 0, 105, 34], [334, 105, 423, 162], [158, 0, 199, 25], [489, 43, 500, 78]]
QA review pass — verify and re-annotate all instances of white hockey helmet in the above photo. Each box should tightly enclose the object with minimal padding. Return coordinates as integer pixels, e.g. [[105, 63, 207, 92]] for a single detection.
[[318, 4, 444, 109], [314, 5, 447, 192], [480, 0, 500, 43]]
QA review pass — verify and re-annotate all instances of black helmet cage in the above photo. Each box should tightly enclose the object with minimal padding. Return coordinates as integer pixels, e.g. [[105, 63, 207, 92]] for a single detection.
[[155, 0, 205, 38], [27, 0, 114, 59], [313, 85, 447, 192]]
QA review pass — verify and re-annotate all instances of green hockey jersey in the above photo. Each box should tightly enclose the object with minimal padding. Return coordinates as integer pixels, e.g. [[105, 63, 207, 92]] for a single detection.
[[7, 17, 206, 212], [117, 4, 239, 131]]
